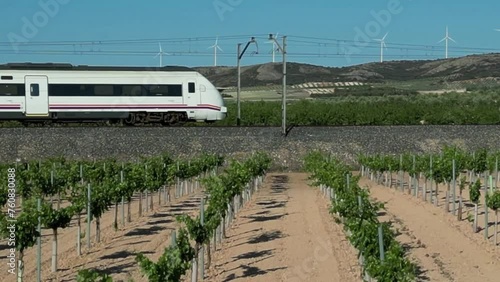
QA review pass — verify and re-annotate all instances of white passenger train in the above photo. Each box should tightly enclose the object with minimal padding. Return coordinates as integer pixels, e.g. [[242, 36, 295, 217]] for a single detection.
[[0, 63, 227, 125]]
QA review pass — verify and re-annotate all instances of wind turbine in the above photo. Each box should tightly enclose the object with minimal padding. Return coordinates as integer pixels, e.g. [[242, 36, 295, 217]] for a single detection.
[[374, 32, 388, 63], [266, 32, 280, 63], [154, 43, 170, 67], [438, 26, 456, 59], [208, 36, 223, 66]]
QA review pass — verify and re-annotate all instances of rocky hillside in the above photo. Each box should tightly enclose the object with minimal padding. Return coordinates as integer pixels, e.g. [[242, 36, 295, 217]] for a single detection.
[[193, 53, 500, 87]]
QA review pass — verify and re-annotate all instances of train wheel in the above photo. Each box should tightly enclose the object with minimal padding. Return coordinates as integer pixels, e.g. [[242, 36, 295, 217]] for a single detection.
[[124, 114, 136, 125]]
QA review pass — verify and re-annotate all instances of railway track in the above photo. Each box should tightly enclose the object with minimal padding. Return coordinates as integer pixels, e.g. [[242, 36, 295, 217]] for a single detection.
[[2, 121, 500, 129]]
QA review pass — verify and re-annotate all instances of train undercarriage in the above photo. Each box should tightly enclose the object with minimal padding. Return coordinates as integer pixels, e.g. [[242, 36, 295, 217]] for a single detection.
[[1, 111, 195, 127], [123, 111, 189, 125]]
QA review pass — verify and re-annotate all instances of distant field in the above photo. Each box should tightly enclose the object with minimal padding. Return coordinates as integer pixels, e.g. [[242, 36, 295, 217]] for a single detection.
[[386, 78, 500, 92], [216, 91, 500, 126], [224, 78, 500, 101], [222, 88, 310, 101]]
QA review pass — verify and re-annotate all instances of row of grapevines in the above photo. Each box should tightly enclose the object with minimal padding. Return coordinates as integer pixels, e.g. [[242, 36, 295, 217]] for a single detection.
[[359, 147, 500, 186], [304, 151, 416, 282], [358, 146, 500, 245], [135, 152, 272, 282], [0, 153, 223, 282]]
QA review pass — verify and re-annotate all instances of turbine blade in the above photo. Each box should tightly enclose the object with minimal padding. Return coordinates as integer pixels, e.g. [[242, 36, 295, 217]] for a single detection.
[[449, 37, 456, 43], [438, 37, 446, 43], [382, 32, 388, 40], [217, 46, 223, 52]]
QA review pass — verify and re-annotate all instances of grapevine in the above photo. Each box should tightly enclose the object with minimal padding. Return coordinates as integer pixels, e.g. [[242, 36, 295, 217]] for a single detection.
[[305, 151, 416, 281]]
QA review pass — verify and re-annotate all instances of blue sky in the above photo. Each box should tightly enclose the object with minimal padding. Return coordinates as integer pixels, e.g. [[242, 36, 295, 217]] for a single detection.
[[2, 0, 500, 67]]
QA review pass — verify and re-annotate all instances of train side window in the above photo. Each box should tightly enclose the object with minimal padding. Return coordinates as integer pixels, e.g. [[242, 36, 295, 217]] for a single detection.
[[0, 84, 21, 96], [188, 82, 195, 93], [169, 85, 182, 96], [49, 84, 86, 96], [94, 85, 114, 96], [148, 85, 169, 96], [30, 84, 39, 97], [123, 85, 143, 96]]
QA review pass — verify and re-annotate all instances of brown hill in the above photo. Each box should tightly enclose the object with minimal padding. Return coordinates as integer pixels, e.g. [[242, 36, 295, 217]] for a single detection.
[[193, 53, 500, 87]]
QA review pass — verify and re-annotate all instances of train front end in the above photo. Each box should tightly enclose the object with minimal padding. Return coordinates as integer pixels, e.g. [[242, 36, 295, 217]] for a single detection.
[[199, 75, 227, 122]]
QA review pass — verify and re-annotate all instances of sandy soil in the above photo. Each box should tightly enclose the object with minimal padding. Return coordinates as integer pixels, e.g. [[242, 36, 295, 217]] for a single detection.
[[205, 173, 359, 282], [360, 177, 500, 282]]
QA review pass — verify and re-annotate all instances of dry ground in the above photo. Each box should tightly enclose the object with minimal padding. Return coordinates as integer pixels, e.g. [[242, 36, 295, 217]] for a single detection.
[[205, 173, 359, 282]]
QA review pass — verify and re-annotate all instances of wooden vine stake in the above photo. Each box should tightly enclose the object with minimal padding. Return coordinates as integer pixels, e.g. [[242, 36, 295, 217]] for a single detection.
[[378, 225, 385, 261], [452, 159, 456, 215], [37, 198, 42, 282], [413, 155, 418, 197], [87, 184, 91, 249], [485, 173, 489, 240], [200, 197, 205, 280], [400, 154, 404, 192], [429, 155, 433, 204]]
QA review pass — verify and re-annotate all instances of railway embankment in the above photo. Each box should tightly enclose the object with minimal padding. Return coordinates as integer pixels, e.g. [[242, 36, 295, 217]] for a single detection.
[[1, 125, 500, 170]]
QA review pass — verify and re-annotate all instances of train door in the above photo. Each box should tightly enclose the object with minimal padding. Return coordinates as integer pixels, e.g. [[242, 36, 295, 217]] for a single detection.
[[184, 79, 198, 106], [24, 76, 49, 116]]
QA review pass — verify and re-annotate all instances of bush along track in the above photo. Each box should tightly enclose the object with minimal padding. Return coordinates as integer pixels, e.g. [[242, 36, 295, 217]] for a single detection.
[[304, 151, 417, 282], [133, 152, 272, 282], [358, 146, 500, 247], [0, 153, 223, 282]]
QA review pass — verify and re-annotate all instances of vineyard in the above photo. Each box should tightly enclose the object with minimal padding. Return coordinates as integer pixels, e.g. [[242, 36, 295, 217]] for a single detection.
[[0, 152, 272, 281], [216, 91, 500, 126], [358, 146, 500, 248], [1, 146, 500, 281], [304, 152, 416, 281], [355, 146, 500, 280]]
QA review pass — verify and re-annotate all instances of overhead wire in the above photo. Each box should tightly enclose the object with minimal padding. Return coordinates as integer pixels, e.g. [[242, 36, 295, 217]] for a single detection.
[[0, 34, 498, 62]]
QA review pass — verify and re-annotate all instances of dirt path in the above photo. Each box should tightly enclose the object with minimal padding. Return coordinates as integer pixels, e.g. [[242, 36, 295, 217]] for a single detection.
[[360, 178, 500, 282], [205, 173, 359, 282]]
